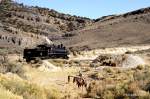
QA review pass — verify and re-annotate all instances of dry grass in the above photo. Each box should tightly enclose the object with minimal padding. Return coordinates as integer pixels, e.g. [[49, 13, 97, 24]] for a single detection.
[[0, 85, 23, 99], [85, 65, 150, 99], [0, 73, 62, 99], [23, 64, 81, 98], [1, 56, 150, 99], [0, 62, 25, 78], [48, 59, 69, 67]]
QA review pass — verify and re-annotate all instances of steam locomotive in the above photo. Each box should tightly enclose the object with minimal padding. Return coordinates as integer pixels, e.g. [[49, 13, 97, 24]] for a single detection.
[[23, 44, 69, 62]]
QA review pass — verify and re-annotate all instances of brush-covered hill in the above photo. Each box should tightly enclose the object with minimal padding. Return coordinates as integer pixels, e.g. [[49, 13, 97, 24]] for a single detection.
[[1, 0, 150, 53], [58, 7, 150, 51], [0, 0, 93, 33], [0, 0, 93, 54]]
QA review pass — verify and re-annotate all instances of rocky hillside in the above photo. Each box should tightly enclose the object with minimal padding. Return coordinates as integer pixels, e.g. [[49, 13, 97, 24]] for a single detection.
[[0, 0, 93, 54], [58, 7, 150, 51], [0, 0, 93, 33], [1, 0, 150, 53]]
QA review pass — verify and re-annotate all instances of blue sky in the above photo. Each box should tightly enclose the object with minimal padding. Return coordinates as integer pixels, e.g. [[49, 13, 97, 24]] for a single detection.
[[14, 0, 150, 19]]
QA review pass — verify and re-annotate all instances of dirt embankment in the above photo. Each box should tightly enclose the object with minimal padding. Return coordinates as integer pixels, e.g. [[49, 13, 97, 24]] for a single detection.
[[70, 45, 150, 61]]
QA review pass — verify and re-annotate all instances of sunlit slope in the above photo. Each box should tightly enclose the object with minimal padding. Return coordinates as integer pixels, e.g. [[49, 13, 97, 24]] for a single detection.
[[59, 8, 150, 50]]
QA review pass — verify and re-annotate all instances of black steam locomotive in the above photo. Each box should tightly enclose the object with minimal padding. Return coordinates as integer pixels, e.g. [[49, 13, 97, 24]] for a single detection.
[[23, 44, 69, 62]]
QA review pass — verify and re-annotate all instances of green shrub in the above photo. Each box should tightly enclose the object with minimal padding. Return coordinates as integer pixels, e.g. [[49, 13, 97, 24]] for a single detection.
[[0, 62, 25, 78], [136, 65, 144, 70], [103, 90, 114, 99], [89, 72, 104, 80], [103, 67, 114, 73], [145, 82, 150, 92]]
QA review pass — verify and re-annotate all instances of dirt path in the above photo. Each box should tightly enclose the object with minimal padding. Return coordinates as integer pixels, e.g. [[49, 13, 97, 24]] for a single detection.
[[38, 60, 61, 72], [24, 62, 86, 98]]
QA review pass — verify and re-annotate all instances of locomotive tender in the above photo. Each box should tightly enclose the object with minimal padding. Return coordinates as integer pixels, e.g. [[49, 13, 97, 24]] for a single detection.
[[23, 44, 69, 62]]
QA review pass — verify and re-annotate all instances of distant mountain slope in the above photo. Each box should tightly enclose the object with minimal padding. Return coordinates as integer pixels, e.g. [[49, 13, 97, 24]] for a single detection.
[[0, 0, 93, 34], [58, 7, 150, 50], [0, 0, 93, 53]]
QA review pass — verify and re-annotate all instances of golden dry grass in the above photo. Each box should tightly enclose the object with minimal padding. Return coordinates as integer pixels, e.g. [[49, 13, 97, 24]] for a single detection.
[[85, 65, 150, 99], [0, 85, 23, 99], [1, 58, 150, 99], [0, 73, 62, 99]]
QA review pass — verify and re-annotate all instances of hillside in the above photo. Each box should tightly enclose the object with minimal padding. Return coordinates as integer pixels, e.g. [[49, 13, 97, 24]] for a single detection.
[[0, 0, 150, 53], [0, 0, 93, 54], [57, 7, 150, 51], [0, 0, 93, 33]]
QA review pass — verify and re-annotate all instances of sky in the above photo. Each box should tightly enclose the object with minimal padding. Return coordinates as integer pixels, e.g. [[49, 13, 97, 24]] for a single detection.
[[14, 0, 150, 19]]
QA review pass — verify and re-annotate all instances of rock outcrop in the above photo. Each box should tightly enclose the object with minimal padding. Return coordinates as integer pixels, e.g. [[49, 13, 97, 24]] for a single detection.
[[93, 54, 145, 68]]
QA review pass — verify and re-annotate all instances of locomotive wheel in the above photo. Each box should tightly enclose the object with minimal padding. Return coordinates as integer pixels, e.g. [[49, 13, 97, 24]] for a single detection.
[[35, 57, 42, 63], [26, 58, 31, 63], [51, 55, 56, 59], [64, 56, 69, 59]]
